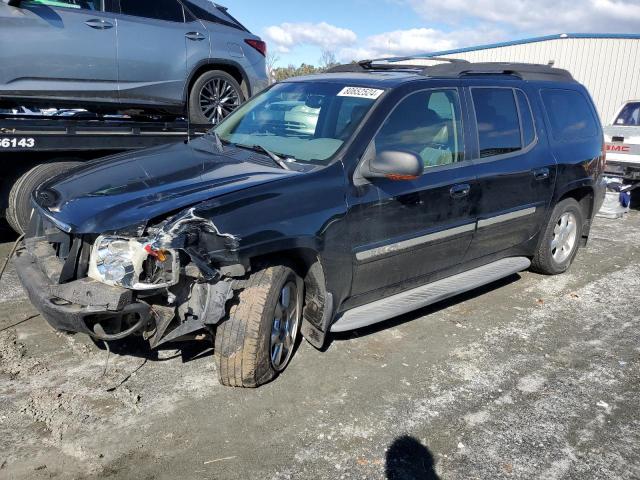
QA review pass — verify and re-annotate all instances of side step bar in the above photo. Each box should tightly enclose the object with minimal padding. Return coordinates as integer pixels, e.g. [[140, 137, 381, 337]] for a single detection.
[[331, 257, 531, 333]]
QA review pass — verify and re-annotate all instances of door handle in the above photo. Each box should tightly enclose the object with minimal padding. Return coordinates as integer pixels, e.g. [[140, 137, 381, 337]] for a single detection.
[[450, 184, 471, 199], [85, 18, 113, 30], [185, 32, 206, 41], [533, 167, 550, 181]]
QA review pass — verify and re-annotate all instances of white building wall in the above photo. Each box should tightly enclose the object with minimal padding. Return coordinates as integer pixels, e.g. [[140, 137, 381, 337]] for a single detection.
[[443, 38, 640, 123]]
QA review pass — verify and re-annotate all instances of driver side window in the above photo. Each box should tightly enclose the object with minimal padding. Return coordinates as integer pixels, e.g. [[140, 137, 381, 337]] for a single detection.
[[374, 89, 464, 170]]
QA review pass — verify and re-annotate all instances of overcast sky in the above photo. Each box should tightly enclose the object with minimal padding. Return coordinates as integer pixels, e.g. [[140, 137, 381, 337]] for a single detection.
[[226, 0, 640, 66]]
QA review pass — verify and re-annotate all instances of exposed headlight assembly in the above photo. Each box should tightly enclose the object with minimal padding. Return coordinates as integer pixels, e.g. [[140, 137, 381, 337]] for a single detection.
[[88, 236, 180, 291]]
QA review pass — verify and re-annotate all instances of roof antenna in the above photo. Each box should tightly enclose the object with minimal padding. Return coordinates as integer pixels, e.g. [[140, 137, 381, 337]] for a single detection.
[[548, 60, 556, 67]]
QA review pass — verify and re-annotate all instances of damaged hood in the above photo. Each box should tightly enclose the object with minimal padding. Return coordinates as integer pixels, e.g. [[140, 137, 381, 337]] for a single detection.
[[34, 138, 298, 234]]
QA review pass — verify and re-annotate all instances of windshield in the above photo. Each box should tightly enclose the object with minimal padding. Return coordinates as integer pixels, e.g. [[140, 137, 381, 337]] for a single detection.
[[614, 102, 640, 126], [214, 82, 383, 165]]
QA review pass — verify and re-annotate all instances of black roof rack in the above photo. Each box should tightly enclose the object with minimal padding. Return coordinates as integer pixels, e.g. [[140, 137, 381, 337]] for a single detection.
[[326, 59, 575, 82], [326, 56, 466, 73], [425, 62, 575, 82]]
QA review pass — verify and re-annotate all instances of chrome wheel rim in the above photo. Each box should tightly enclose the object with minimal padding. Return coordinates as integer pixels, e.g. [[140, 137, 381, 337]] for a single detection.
[[199, 77, 240, 124], [270, 281, 300, 372], [551, 212, 578, 264]]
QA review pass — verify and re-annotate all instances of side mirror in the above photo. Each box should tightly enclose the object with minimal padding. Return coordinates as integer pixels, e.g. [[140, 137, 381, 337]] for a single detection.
[[361, 150, 424, 181]]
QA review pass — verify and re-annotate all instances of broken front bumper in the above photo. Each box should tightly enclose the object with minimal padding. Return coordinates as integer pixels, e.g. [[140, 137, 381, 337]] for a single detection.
[[13, 248, 151, 338]]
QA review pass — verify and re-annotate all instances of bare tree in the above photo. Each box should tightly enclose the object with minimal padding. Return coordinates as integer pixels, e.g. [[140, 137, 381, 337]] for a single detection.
[[266, 51, 281, 84], [319, 50, 338, 70]]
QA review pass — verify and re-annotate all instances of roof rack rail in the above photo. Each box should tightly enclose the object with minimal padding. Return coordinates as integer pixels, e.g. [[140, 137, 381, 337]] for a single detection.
[[326, 60, 575, 82], [326, 56, 468, 73], [368, 56, 470, 65], [424, 62, 575, 82]]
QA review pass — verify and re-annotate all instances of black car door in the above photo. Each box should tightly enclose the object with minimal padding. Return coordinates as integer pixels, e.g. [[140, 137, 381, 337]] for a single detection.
[[463, 84, 556, 260], [345, 86, 479, 305]]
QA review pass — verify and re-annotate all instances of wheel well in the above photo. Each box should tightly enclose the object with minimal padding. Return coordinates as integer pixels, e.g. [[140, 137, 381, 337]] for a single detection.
[[186, 63, 248, 103], [559, 187, 595, 219], [250, 248, 329, 332], [558, 186, 595, 243]]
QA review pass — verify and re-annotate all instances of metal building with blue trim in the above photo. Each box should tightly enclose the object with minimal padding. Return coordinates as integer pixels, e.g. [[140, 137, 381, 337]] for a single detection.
[[421, 33, 640, 122]]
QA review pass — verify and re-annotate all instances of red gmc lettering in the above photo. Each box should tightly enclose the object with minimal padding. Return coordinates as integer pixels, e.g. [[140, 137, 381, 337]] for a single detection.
[[606, 144, 631, 152]]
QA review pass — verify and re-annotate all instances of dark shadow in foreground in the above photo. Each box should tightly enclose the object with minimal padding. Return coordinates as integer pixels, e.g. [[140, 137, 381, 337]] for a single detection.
[[385, 435, 440, 480]]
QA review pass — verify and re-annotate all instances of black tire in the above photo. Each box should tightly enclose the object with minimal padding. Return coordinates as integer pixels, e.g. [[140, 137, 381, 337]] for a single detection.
[[6, 161, 82, 234], [188, 70, 244, 125], [531, 198, 584, 275], [214, 264, 304, 388]]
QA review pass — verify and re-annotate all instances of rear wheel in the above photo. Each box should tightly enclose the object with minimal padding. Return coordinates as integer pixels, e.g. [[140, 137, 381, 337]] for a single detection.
[[214, 264, 303, 388], [188, 70, 244, 125], [531, 198, 584, 275], [6, 160, 82, 234]]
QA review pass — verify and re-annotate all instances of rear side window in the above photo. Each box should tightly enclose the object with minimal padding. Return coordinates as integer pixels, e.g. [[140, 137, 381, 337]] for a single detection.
[[614, 102, 640, 126], [541, 89, 599, 141], [120, 0, 184, 22], [183, 1, 246, 30], [472, 88, 521, 158]]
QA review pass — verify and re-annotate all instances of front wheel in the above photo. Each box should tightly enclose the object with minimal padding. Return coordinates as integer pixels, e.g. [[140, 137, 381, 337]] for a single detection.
[[188, 70, 244, 125], [531, 198, 584, 275], [214, 264, 303, 388]]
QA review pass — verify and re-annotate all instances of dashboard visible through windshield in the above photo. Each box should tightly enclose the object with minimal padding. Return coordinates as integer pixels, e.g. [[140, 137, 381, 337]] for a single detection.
[[214, 82, 384, 164]]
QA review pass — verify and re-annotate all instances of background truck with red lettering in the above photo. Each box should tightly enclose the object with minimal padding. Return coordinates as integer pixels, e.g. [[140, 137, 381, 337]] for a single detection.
[[604, 100, 640, 181]]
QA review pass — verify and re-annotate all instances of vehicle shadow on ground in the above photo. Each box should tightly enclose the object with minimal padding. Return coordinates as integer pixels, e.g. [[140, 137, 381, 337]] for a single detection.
[[0, 220, 19, 243], [385, 435, 441, 480], [330, 273, 522, 345], [93, 335, 213, 364]]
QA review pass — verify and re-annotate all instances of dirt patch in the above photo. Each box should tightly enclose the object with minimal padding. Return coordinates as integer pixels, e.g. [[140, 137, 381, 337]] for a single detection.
[[0, 213, 639, 479]]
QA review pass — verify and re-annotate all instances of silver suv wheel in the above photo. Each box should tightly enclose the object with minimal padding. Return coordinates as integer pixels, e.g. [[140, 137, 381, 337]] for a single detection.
[[551, 212, 578, 264], [270, 281, 301, 372]]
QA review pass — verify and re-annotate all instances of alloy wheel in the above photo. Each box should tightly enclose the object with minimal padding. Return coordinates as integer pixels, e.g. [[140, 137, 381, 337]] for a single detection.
[[551, 212, 578, 263], [270, 281, 300, 372], [199, 77, 241, 125]]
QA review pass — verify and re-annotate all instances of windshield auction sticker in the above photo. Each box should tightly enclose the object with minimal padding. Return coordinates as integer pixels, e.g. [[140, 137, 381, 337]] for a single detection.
[[337, 87, 385, 100]]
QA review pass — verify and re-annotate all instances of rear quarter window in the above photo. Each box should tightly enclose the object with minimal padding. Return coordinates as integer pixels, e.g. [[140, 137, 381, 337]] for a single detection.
[[541, 89, 599, 142]]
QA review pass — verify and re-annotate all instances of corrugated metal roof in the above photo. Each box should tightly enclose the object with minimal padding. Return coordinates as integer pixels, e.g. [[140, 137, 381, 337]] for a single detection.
[[408, 33, 640, 59], [402, 36, 640, 123]]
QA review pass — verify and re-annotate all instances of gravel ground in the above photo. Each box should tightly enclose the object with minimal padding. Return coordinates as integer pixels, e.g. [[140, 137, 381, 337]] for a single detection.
[[0, 211, 639, 480]]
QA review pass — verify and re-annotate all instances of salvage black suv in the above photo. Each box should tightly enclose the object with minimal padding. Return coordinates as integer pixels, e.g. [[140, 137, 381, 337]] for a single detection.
[[14, 60, 607, 388]]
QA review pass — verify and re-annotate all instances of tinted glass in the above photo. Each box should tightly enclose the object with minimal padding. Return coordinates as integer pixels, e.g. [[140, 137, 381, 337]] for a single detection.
[[473, 88, 521, 158], [336, 97, 373, 140], [215, 82, 380, 164], [517, 90, 536, 146], [374, 89, 464, 169], [183, 1, 243, 29], [23, 0, 103, 10], [120, 0, 184, 22], [614, 102, 640, 126], [541, 89, 599, 141]]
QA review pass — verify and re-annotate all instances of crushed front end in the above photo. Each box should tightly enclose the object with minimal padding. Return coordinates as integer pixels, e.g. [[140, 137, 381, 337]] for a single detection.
[[13, 207, 242, 347]]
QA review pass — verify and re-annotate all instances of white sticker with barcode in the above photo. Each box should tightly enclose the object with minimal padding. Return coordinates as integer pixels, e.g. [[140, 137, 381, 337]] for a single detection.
[[337, 86, 384, 100]]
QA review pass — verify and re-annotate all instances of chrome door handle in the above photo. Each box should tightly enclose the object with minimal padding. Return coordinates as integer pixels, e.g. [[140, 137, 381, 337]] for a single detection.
[[185, 32, 206, 41], [533, 167, 550, 180], [85, 18, 113, 29], [450, 184, 471, 199]]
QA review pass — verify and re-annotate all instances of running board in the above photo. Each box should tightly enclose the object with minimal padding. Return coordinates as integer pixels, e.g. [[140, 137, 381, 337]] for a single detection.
[[331, 257, 531, 333]]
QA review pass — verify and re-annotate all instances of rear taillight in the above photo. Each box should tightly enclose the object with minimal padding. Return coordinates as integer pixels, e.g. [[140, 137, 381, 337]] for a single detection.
[[245, 39, 267, 56], [602, 137, 607, 168]]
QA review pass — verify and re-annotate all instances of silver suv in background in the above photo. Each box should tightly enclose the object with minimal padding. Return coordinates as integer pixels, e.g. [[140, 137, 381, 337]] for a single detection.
[[604, 100, 640, 180], [0, 0, 268, 124]]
